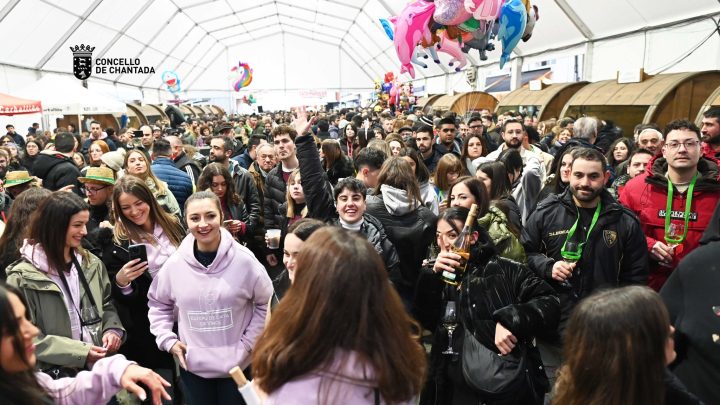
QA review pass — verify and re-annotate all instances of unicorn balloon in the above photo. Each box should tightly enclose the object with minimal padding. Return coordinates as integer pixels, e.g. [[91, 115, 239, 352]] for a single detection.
[[437, 30, 468, 72], [497, 0, 527, 69], [390, 0, 435, 78]]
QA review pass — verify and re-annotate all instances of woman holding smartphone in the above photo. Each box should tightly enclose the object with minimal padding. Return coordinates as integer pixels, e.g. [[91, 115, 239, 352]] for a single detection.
[[89, 175, 185, 402]]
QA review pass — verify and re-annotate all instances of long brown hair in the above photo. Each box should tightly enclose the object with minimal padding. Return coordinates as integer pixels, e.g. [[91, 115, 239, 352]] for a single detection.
[[321, 139, 342, 170], [197, 163, 241, 206], [434, 153, 464, 193], [0, 188, 52, 270], [0, 285, 49, 403], [553, 286, 669, 405], [27, 192, 88, 274], [122, 149, 169, 195], [461, 134, 488, 161], [253, 228, 426, 403], [112, 176, 184, 247], [374, 157, 423, 208], [285, 168, 307, 219]]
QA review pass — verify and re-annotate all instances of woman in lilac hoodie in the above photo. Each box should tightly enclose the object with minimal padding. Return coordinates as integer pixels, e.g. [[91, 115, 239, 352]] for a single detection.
[[0, 284, 171, 404], [253, 227, 427, 404], [148, 191, 273, 405]]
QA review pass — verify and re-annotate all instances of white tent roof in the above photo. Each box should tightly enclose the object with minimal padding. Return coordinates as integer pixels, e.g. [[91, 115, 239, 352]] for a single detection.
[[15, 75, 126, 115], [0, 0, 718, 110]]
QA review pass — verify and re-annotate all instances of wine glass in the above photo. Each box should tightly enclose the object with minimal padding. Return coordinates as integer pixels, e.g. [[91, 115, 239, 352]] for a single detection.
[[666, 223, 684, 250], [441, 301, 459, 355], [80, 306, 103, 346], [659, 223, 684, 268], [559, 241, 580, 288]]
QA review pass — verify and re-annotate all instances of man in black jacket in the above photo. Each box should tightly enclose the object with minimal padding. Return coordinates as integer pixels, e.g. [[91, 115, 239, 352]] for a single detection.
[[5, 124, 25, 148], [521, 147, 648, 385], [415, 124, 446, 174], [33, 132, 83, 195], [293, 127, 401, 275], [263, 125, 299, 266]]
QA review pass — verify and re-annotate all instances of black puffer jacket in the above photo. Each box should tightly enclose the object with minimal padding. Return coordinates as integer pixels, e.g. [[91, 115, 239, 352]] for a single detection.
[[229, 161, 262, 236], [325, 155, 355, 186], [296, 135, 401, 274], [84, 228, 174, 370], [338, 136, 360, 158], [33, 151, 82, 196], [173, 151, 201, 185], [295, 135, 336, 222], [660, 215, 720, 404], [416, 230, 560, 405], [365, 187, 437, 295], [263, 162, 289, 230], [329, 214, 401, 275], [521, 189, 648, 339]]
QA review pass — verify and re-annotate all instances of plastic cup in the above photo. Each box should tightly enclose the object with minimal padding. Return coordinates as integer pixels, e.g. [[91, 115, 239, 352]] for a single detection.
[[266, 229, 281, 249]]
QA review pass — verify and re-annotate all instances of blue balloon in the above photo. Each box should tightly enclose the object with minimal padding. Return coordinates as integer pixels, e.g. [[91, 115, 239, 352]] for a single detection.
[[379, 18, 394, 41], [497, 0, 527, 69], [381, 82, 393, 93]]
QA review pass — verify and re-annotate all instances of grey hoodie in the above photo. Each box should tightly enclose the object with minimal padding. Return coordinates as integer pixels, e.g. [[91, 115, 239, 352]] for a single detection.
[[380, 184, 419, 216]]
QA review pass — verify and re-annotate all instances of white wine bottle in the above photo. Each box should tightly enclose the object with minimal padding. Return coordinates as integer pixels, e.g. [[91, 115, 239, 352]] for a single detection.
[[442, 203, 478, 285]]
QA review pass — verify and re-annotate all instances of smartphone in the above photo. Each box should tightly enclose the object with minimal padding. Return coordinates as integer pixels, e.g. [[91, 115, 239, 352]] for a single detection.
[[128, 244, 148, 263], [133, 130, 144, 138]]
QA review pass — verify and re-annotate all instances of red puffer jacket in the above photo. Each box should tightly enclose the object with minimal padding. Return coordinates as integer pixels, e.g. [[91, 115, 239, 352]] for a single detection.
[[619, 155, 720, 290]]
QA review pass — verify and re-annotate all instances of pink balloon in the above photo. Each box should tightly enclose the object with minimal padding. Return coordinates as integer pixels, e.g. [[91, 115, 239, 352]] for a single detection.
[[390, 1, 435, 78], [435, 0, 472, 25], [437, 30, 468, 72], [465, 0, 502, 22]]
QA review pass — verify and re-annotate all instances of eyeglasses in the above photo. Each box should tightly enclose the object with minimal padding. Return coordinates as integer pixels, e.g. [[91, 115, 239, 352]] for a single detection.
[[85, 185, 109, 194], [664, 140, 700, 151]]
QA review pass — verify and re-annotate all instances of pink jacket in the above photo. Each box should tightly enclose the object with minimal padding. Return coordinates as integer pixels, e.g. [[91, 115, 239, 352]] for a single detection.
[[264, 351, 416, 405], [148, 228, 273, 378], [36, 355, 133, 405]]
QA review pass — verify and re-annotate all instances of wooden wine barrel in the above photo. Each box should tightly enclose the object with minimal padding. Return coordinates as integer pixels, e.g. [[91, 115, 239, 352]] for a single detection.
[[560, 71, 720, 134], [496, 82, 589, 121]]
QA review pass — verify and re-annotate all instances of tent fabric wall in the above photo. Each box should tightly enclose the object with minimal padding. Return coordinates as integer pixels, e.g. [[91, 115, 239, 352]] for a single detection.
[[0, 0, 717, 111]]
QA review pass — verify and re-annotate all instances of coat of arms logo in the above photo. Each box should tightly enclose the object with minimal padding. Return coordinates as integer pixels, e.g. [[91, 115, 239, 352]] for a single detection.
[[70, 44, 94, 80]]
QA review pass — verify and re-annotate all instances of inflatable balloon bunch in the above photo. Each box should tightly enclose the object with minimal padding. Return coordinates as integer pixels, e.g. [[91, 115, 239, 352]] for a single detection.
[[241, 94, 257, 105], [384, 0, 539, 78], [397, 82, 416, 112], [161, 70, 181, 96], [372, 72, 416, 113], [230, 62, 253, 91]]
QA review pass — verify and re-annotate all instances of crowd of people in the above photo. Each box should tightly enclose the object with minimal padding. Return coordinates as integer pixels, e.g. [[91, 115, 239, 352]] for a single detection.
[[0, 104, 719, 405]]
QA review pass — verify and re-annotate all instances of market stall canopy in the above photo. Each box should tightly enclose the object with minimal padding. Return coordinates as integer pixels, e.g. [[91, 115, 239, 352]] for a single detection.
[[0, 92, 42, 115], [15, 75, 126, 115]]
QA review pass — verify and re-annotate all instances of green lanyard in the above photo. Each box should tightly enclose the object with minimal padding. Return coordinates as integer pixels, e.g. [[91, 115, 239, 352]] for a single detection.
[[561, 202, 602, 261], [665, 173, 698, 245]]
